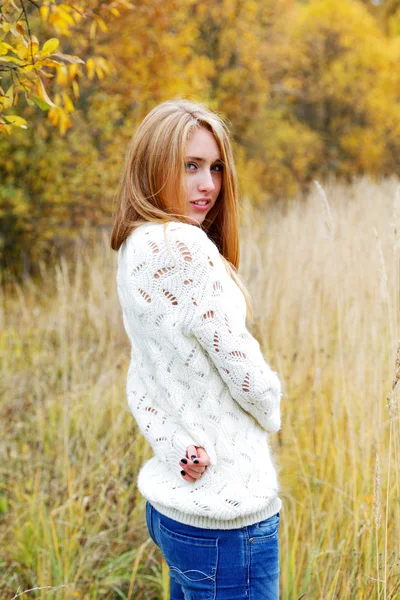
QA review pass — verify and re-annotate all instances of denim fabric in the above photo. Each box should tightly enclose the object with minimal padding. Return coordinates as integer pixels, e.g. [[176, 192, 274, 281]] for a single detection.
[[146, 501, 280, 600]]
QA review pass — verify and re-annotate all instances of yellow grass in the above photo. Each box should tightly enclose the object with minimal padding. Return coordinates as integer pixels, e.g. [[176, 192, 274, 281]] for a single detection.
[[1, 176, 399, 599]]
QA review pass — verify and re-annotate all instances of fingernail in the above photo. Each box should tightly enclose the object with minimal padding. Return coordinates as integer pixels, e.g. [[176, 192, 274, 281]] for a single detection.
[[191, 455, 196, 460], [181, 458, 188, 464], [181, 470, 186, 476], [193, 459, 199, 464]]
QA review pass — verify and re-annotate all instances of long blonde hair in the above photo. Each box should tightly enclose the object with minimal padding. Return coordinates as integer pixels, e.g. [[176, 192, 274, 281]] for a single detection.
[[110, 98, 253, 320]]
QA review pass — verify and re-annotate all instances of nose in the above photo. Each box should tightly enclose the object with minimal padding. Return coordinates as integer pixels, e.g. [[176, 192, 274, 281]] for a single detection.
[[198, 169, 215, 193]]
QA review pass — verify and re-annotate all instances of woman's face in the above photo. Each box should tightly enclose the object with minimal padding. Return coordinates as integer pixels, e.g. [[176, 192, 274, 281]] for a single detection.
[[183, 127, 223, 225]]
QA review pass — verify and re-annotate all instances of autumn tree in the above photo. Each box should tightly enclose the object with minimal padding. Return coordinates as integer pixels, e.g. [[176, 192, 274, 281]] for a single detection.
[[0, 0, 215, 273], [192, 0, 324, 201], [0, 0, 131, 134], [3, 0, 400, 274], [267, 0, 400, 178]]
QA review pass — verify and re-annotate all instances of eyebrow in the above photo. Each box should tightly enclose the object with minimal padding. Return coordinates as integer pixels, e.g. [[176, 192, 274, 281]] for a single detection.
[[185, 156, 224, 164]]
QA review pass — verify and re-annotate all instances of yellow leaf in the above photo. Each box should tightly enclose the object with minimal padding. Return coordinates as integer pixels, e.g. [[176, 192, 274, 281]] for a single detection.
[[4, 115, 27, 128], [1, 42, 19, 54], [40, 5, 50, 21], [110, 8, 120, 16], [59, 108, 71, 135], [3, 85, 14, 109], [10, 23, 20, 37], [86, 57, 94, 80], [96, 17, 108, 32], [89, 21, 97, 40], [52, 51, 85, 64], [72, 80, 80, 98], [37, 76, 57, 107], [28, 41, 40, 55], [41, 38, 60, 57], [0, 122, 12, 134], [69, 63, 78, 78], [0, 55, 24, 65], [56, 66, 68, 86], [16, 22, 25, 36], [43, 59, 63, 68], [16, 44, 29, 60], [48, 106, 59, 126], [63, 92, 74, 112], [24, 63, 41, 73]]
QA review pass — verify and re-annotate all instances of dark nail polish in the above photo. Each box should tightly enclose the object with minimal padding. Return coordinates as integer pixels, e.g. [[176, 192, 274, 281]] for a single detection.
[[181, 458, 188, 464], [181, 470, 186, 476], [193, 459, 199, 464], [191, 455, 196, 460]]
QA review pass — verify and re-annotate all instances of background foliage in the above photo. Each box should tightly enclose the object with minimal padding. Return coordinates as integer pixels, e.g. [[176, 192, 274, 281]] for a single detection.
[[2, 0, 400, 272]]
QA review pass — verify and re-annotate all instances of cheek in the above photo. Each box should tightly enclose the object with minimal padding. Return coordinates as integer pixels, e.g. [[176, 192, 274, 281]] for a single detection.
[[184, 173, 189, 187], [184, 174, 195, 198], [214, 174, 223, 196]]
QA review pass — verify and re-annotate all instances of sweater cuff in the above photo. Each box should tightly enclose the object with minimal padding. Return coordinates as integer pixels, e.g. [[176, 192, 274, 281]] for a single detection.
[[263, 410, 281, 434], [164, 431, 199, 468], [164, 431, 218, 468]]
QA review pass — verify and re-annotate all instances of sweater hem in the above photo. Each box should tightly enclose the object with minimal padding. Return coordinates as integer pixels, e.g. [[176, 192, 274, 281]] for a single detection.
[[150, 496, 282, 530]]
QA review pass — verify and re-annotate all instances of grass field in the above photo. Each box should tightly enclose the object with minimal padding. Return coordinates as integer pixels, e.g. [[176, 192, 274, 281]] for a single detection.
[[1, 176, 399, 599]]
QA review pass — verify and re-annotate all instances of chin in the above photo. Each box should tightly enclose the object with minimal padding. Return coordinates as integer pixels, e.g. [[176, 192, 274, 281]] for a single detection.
[[187, 211, 207, 225]]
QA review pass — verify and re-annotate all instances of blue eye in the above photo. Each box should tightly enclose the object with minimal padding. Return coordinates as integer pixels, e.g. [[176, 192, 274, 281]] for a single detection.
[[184, 161, 223, 172]]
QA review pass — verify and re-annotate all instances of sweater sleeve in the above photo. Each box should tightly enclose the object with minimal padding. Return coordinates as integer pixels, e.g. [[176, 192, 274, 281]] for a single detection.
[[126, 373, 202, 469], [169, 224, 283, 434], [119, 226, 218, 470]]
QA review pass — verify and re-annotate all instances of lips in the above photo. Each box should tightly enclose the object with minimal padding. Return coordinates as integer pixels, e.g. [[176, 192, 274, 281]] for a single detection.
[[190, 198, 211, 212], [191, 198, 211, 206]]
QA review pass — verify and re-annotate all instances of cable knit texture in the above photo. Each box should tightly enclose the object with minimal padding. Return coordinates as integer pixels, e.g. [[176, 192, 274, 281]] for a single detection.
[[117, 221, 283, 529]]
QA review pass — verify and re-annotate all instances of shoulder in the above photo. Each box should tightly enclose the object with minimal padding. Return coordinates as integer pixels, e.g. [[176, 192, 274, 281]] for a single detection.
[[163, 222, 224, 277], [123, 220, 210, 245], [124, 220, 218, 259], [165, 221, 206, 239], [165, 221, 216, 252], [130, 220, 209, 243]]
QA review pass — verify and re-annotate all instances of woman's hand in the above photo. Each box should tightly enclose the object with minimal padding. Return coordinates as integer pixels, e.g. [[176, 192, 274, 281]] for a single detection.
[[179, 445, 210, 482]]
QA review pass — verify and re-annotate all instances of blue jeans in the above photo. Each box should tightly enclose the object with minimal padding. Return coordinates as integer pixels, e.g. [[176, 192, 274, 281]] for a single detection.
[[146, 501, 280, 600]]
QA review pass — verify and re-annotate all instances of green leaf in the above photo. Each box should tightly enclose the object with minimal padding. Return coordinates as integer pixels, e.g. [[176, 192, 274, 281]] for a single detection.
[[0, 496, 8, 515], [30, 94, 51, 110]]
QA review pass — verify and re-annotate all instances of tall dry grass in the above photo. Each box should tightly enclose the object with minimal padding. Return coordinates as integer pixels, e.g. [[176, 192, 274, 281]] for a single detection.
[[1, 175, 399, 599]]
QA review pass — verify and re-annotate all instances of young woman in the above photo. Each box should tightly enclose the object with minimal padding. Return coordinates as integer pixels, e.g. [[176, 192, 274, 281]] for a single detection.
[[111, 99, 283, 600]]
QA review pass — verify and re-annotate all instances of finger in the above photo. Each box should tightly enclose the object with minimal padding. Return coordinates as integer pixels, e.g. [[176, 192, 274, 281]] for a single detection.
[[179, 458, 205, 471], [180, 469, 196, 482], [186, 445, 198, 461], [196, 447, 211, 466], [181, 467, 203, 480], [181, 455, 208, 468], [188, 451, 209, 467], [180, 462, 206, 476], [184, 446, 209, 467]]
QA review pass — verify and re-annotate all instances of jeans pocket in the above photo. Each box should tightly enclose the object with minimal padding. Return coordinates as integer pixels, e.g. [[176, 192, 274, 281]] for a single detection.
[[251, 512, 280, 543], [158, 519, 218, 600], [248, 513, 280, 594]]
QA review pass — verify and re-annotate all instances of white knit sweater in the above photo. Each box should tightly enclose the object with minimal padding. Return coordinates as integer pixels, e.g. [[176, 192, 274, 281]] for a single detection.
[[117, 221, 283, 529]]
